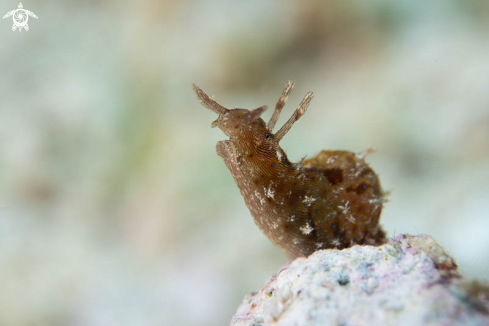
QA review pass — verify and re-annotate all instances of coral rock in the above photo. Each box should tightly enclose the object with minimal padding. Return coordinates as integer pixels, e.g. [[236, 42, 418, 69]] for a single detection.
[[231, 234, 489, 326]]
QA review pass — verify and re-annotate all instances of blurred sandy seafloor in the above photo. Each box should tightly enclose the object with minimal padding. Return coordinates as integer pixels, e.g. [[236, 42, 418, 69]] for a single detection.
[[0, 0, 488, 325]]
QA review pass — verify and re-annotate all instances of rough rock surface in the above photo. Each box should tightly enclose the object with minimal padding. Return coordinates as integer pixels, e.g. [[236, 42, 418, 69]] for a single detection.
[[231, 234, 489, 326]]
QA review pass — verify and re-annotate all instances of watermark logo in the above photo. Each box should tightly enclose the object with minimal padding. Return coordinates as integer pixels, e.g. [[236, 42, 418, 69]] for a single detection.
[[3, 3, 38, 32]]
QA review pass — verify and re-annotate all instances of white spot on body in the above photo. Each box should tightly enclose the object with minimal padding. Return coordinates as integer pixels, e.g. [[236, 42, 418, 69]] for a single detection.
[[333, 187, 344, 195], [264, 186, 275, 199], [300, 223, 313, 235], [292, 238, 299, 245], [331, 238, 341, 247], [345, 214, 356, 223], [328, 211, 338, 218], [338, 201, 351, 215], [303, 196, 316, 206], [276, 150, 283, 161], [354, 164, 368, 177], [255, 190, 266, 205]]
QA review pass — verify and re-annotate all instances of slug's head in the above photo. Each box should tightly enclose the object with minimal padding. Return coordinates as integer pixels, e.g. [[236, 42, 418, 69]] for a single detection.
[[192, 84, 268, 138], [193, 82, 314, 142]]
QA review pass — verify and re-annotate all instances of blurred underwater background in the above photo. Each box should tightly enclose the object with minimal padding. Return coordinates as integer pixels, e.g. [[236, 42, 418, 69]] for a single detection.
[[1, 0, 489, 325]]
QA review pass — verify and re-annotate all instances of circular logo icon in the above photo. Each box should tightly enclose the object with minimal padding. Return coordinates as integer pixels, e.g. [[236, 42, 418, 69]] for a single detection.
[[13, 9, 28, 28]]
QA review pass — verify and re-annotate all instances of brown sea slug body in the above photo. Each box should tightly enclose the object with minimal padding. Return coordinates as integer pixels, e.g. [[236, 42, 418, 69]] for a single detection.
[[193, 82, 386, 260]]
